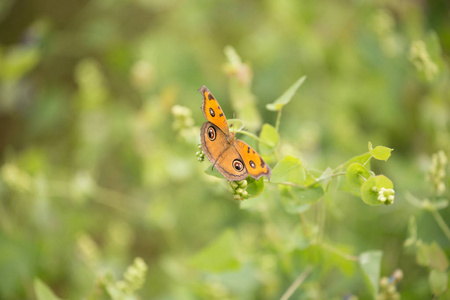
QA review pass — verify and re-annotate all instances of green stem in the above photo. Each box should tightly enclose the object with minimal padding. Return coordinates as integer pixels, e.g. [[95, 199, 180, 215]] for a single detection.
[[275, 109, 282, 131], [238, 130, 271, 146], [332, 152, 372, 173], [298, 213, 310, 237], [321, 242, 359, 261], [279, 266, 313, 300], [430, 208, 450, 241], [317, 198, 326, 243], [269, 172, 346, 189]]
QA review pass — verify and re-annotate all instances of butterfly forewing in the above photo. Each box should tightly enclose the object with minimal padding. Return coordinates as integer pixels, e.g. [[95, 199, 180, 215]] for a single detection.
[[200, 86, 271, 181], [199, 86, 229, 136]]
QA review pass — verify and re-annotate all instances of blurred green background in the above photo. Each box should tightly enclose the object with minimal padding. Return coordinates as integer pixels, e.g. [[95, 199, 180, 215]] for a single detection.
[[0, 0, 449, 299]]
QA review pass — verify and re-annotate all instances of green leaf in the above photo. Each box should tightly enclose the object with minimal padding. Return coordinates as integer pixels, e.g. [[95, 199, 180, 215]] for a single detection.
[[428, 242, 449, 271], [405, 192, 426, 209], [368, 142, 393, 161], [429, 269, 448, 296], [318, 167, 333, 191], [304, 169, 319, 187], [433, 199, 449, 210], [280, 185, 309, 214], [360, 175, 394, 206], [189, 230, 240, 272], [34, 279, 62, 300], [416, 243, 431, 267], [204, 165, 225, 179], [258, 123, 279, 154], [415, 242, 448, 271], [266, 76, 306, 111], [359, 250, 383, 297], [1, 46, 40, 81], [279, 185, 323, 214], [271, 155, 306, 185], [346, 163, 370, 188], [246, 177, 264, 198], [339, 152, 372, 171], [228, 118, 245, 133]]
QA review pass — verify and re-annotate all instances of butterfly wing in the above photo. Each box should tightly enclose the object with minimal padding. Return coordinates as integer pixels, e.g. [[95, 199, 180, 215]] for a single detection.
[[234, 140, 271, 180], [199, 86, 229, 136], [201, 122, 248, 181]]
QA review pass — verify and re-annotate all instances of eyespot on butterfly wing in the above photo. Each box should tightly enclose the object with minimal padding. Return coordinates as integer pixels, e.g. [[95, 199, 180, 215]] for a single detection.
[[234, 139, 271, 180], [199, 86, 271, 181], [199, 86, 230, 136], [200, 122, 249, 181]]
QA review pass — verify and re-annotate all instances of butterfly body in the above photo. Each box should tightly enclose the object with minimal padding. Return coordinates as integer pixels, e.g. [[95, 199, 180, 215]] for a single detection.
[[199, 86, 271, 181]]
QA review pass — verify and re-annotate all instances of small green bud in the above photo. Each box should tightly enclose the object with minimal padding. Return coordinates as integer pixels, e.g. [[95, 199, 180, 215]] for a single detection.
[[229, 181, 239, 189], [379, 277, 389, 288], [391, 293, 400, 300], [386, 284, 396, 295], [238, 180, 247, 188], [235, 188, 244, 195], [234, 194, 242, 201]]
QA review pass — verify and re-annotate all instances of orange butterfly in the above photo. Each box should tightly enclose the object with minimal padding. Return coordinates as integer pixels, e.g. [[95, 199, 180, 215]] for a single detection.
[[199, 86, 271, 181]]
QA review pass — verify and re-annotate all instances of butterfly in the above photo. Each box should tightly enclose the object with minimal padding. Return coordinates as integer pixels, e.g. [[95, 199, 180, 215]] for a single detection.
[[199, 85, 271, 181]]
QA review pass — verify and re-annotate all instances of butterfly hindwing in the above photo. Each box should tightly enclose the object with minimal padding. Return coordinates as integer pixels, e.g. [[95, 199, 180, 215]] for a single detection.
[[199, 86, 229, 136], [201, 122, 248, 181], [234, 139, 271, 180], [199, 86, 271, 181]]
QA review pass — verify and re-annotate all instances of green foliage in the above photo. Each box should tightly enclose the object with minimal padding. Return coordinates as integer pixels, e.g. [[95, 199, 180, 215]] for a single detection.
[[359, 251, 383, 296], [266, 76, 306, 112], [34, 279, 62, 300], [0, 1, 449, 299], [271, 155, 306, 185], [189, 230, 240, 273], [258, 123, 280, 155]]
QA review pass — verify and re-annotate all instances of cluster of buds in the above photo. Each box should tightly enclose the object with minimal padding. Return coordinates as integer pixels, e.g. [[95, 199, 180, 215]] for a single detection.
[[172, 105, 194, 132], [427, 150, 447, 196], [228, 180, 249, 200], [372, 186, 395, 205], [196, 145, 205, 162], [171, 105, 197, 143], [376, 269, 403, 300], [409, 40, 438, 81], [370, 9, 401, 57]]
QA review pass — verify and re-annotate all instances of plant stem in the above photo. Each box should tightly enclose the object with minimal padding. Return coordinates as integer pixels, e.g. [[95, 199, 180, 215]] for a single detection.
[[269, 172, 346, 189], [279, 266, 313, 300], [238, 130, 271, 146], [332, 152, 372, 172], [430, 208, 450, 241], [317, 198, 326, 243], [275, 109, 282, 131], [321, 242, 359, 261], [298, 213, 310, 237]]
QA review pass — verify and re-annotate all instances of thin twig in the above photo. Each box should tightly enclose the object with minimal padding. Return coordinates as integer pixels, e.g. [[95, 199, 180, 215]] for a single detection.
[[430, 209, 450, 241], [321, 242, 359, 261], [269, 172, 346, 189], [275, 109, 282, 131], [237, 130, 272, 146], [279, 266, 313, 300]]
